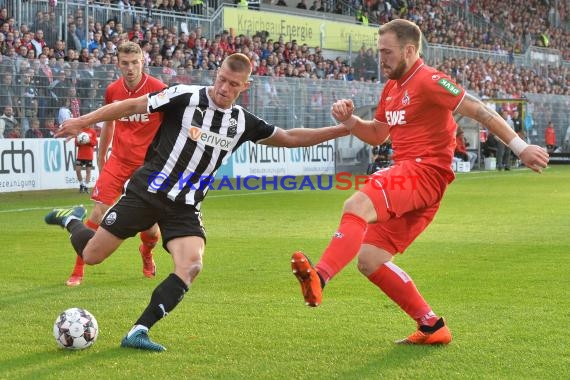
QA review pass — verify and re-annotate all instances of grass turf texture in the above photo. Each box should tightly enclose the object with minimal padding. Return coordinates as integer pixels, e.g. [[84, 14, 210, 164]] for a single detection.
[[0, 166, 569, 379]]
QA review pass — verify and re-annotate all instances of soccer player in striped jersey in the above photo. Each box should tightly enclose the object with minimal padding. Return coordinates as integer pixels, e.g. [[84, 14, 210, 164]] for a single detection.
[[64, 41, 166, 287], [46, 52, 350, 351], [290, 19, 549, 345]]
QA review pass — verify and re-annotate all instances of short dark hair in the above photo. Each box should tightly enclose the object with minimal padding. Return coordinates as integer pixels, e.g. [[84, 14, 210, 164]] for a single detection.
[[378, 19, 422, 54]]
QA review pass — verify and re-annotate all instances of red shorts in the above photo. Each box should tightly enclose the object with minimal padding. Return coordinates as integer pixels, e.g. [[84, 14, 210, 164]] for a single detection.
[[360, 160, 450, 254], [91, 156, 139, 205]]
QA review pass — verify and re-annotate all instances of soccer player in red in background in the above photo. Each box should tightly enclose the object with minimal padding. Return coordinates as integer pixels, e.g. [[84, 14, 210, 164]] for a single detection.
[[74, 126, 98, 194], [291, 19, 549, 345], [65, 41, 166, 286]]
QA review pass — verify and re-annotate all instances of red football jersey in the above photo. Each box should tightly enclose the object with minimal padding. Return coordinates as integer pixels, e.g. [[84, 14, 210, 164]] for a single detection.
[[375, 59, 465, 182], [104, 73, 166, 166], [75, 127, 98, 160]]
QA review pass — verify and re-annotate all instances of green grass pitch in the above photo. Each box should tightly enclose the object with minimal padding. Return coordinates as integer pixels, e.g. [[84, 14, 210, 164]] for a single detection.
[[0, 166, 569, 379]]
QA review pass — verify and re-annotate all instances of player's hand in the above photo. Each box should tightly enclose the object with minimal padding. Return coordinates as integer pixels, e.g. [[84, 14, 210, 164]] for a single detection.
[[56, 118, 86, 141], [331, 99, 355, 123], [519, 145, 549, 173]]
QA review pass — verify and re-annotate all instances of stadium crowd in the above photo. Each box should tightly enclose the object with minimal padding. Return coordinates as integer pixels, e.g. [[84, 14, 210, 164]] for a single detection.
[[275, 0, 569, 60], [0, 1, 567, 138]]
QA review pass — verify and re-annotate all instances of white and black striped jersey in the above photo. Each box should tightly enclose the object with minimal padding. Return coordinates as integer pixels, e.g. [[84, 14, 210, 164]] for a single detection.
[[127, 84, 276, 207]]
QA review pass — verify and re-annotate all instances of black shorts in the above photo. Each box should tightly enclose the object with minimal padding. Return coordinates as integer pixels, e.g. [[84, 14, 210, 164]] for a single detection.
[[100, 185, 206, 252], [75, 159, 94, 168]]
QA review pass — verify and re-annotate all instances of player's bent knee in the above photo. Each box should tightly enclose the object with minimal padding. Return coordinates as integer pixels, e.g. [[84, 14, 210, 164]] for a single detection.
[[342, 192, 375, 220], [357, 250, 391, 276], [357, 259, 377, 276], [187, 262, 202, 281]]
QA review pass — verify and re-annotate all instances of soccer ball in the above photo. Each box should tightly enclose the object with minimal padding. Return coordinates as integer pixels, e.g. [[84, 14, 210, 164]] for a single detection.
[[53, 308, 99, 350], [77, 132, 91, 145]]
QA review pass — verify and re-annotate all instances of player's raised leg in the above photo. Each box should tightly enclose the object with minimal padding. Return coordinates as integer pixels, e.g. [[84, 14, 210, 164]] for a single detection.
[[291, 192, 372, 306]]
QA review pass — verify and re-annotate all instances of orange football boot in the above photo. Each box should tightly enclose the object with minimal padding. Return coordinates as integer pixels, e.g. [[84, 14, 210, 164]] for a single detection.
[[395, 317, 452, 345], [291, 251, 322, 307]]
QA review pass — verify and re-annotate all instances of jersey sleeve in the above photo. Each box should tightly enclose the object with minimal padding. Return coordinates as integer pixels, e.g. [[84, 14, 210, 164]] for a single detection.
[[236, 108, 276, 147], [425, 74, 466, 111], [147, 84, 193, 113], [248, 111, 276, 143]]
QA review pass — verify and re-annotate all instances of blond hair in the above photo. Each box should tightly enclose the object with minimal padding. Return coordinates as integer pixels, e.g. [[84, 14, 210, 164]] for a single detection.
[[117, 41, 143, 57], [223, 53, 252, 77]]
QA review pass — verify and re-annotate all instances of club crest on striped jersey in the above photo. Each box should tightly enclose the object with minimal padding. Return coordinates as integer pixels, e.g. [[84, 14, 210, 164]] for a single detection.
[[228, 118, 238, 136], [189, 126, 235, 150]]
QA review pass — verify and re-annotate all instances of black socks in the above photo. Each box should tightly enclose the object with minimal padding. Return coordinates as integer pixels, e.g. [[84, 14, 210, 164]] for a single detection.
[[135, 273, 189, 329], [67, 219, 95, 258]]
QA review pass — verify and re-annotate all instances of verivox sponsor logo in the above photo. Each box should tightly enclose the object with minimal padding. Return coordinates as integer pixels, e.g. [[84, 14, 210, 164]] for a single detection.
[[147, 172, 421, 191], [189, 127, 235, 150]]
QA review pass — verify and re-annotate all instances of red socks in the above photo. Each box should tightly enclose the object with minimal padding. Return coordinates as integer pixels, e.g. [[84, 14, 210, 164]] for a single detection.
[[315, 213, 368, 283], [85, 219, 99, 230], [367, 262, 438, 326], [140, 231, 159, 256]]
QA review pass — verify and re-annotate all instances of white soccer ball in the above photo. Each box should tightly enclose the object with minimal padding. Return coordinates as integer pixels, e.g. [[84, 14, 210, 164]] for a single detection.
[[77, 132, 91, 145], [53, 307, 99, 350]]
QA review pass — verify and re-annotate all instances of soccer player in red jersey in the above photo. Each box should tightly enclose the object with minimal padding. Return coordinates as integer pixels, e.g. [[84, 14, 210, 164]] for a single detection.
[[291, 19, 549, 345], [74, 126, 98, 194], [65, 41, 166, 286]]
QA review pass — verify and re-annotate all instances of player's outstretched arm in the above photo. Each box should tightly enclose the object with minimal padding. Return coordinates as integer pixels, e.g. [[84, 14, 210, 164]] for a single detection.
[[331, 99, 389, 145], [56, 95, 149, 139], [262, 124, 350, 148], [457, 94, 549, 173]]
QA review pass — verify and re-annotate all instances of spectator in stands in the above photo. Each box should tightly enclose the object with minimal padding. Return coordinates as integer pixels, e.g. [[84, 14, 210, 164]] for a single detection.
[[31, 29, 46, 57], [75, 16, 88, 49], [0, 71, 17, 109], [57, 97, 73, 125], [0, 7, 8, 26], [42, 116, 58, 138], [0, 105, 18, 138], [88, 32, 104, 54], [4, 122, 21, 138], [18, 71, 38, 134], [545, 121, 557, 153], [496, 110, 513, 171], [25, 118, 43, 138], [454, 128, 477, 170], [0, 105, 14, 138], [367, 140, 393, 174], [482, 131, 499, 159], [297, 0, 308, 9], [512, 109, 525, 140], [37, 11, 57, 47], [67, 23, 82, 52]]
